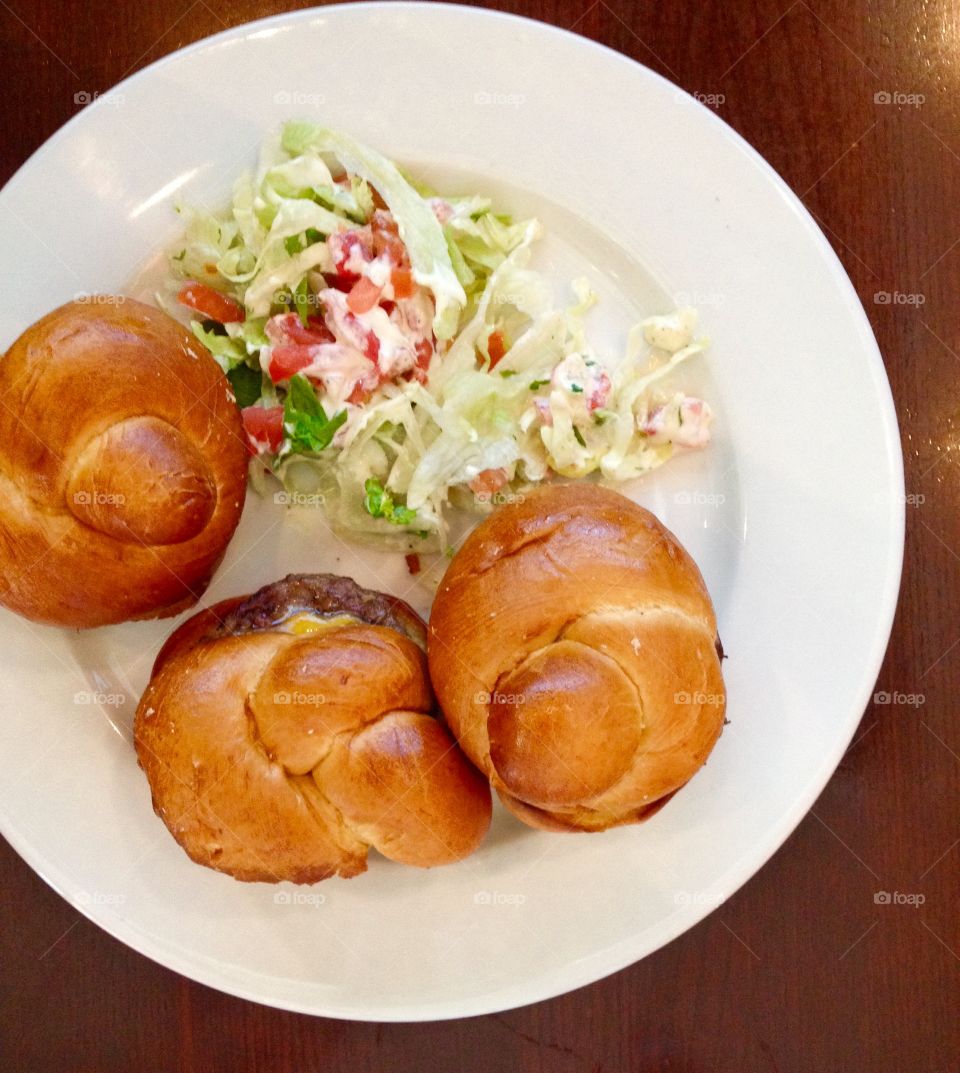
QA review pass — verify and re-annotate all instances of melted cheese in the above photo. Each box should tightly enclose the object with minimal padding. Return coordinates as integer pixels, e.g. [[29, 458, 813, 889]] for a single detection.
[[280, 611, 360, 635]]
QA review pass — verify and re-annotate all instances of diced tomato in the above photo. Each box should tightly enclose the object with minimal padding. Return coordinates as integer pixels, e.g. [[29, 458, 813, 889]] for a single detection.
[[304, 315, 334, 339], [347, 276, 383, 315], [429, 199, 454, 224], [347, 381, 374, 405], [324, 272, 358, 293], [380, 300, 397, 316], [416, 338, 433, 371], [178, 281, 245, 323], [587, 370, 612, 412], [266, 312, 334, 346], [371, 210, 408, 265], [373, 230, 407, 264], [328, 230, 373, 282], [469, 468, 510, 497], [344, 313, 380, 362], [241, 405, 284, 454], [391, 267, 414, 299], [268, 344, 317, 382], [371, 209, 398, 235], [405, 338, 434, 384], [405, 553, 421, 575], [487, 330, 506, 369]]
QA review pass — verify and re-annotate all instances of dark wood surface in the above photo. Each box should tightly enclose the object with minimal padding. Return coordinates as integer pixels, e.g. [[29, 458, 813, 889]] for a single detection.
[[1, 1, 956, 1069]]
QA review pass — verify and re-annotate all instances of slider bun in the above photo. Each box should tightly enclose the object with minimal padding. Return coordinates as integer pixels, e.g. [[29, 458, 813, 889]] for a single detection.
[[428, 484, 726, 832], [0, 298, 247, 627], [135, 574, 492, 883]]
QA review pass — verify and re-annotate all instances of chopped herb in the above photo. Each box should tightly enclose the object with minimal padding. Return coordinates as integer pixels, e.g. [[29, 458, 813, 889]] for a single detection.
[[363, 477, 418, 527], [499, 369, 517, 379], [573, 426, 587, 448], [529, 379, 550, 390], [283, 374, 346, 454], [569, 384, 584, 394], [305, 227, 324, 245]]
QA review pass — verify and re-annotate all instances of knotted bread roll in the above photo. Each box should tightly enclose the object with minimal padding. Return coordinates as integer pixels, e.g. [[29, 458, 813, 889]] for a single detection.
[[136, 574, 492, 883], [0, 298, 247, 626], [428, 484, 725, 832]]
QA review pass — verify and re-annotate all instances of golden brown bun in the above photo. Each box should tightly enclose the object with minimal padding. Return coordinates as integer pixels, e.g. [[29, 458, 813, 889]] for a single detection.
[[135, 574, 492, 883], [0, 298, 247, 627], [428, 484, 726, 832]]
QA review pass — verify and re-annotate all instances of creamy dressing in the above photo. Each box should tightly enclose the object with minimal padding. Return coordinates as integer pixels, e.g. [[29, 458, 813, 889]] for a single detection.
[[642, 393, 713, 448], [244, 242, 333, 315], [301, 344, 375, 409], [642, 308, 697, 353], [362, 309, 417, 377]]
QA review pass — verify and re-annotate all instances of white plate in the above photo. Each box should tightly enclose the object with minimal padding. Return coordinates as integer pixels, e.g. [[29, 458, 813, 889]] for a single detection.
[[0, 2, 903, 1020]]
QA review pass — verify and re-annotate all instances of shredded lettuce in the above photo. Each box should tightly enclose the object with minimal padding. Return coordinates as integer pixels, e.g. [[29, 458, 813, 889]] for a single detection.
[[190, 320, 245, 371], [281, 122, 466, 339], [169, 124, 713, 550]]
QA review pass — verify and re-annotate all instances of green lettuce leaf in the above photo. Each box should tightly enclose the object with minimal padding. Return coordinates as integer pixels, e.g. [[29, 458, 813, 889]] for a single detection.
[[363, 477, 418, 527], [282, 374, 347, 455]]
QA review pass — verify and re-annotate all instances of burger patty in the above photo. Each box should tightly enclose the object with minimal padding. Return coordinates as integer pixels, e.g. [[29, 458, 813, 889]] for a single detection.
[[208, 573, 427, 648]]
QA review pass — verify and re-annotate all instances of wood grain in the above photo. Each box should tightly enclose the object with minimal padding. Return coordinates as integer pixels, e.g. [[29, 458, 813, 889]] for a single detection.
[[1, 1, 957, 1069]]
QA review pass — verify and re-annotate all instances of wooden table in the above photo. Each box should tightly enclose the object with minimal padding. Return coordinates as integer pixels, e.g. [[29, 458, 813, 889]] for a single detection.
[[1, 1, 955, 1069]]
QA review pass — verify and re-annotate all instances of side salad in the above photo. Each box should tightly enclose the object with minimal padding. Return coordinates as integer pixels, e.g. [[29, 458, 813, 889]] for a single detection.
[[165, 121, 713, 549]]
